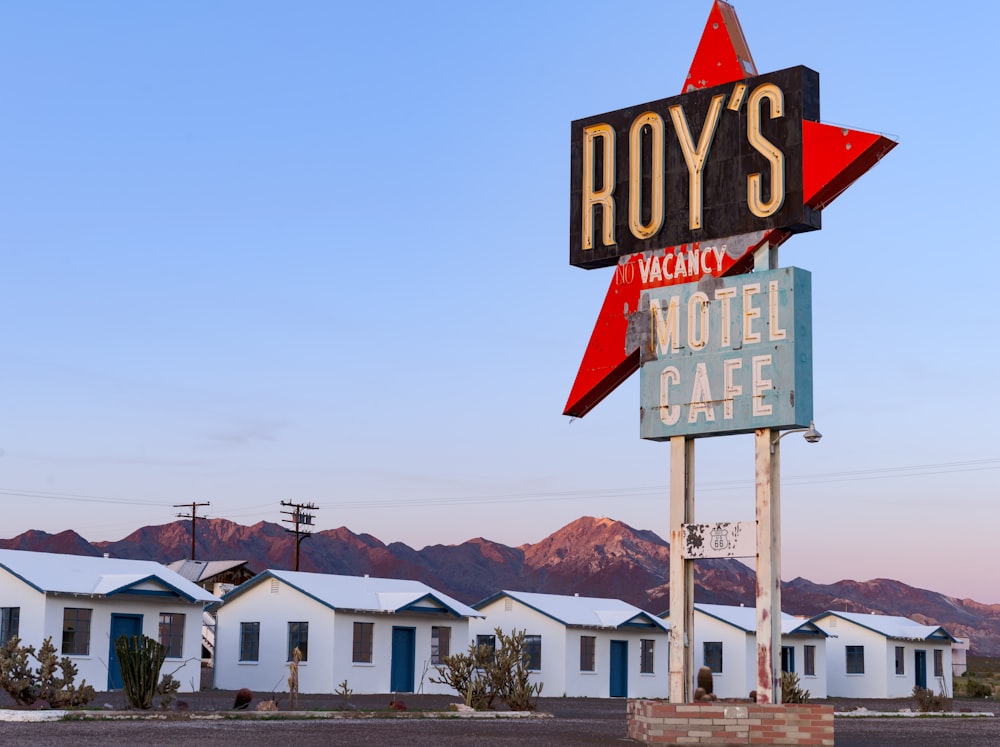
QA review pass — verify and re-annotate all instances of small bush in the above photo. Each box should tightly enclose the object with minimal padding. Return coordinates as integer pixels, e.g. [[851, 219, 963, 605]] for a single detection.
[[0, 636, 95, 707], [964, 678, 993, 698], [912, 685, 950, 712], [430, 627, 543, 711], [782, 671, 810, 704]]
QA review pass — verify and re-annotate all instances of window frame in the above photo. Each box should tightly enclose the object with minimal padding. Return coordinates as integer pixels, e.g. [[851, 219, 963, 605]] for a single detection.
[[239, 621, 261, 662], [431, 626, 451, 665], [933, 649, 944, 678], [353, 621, 374, 664], [523, 634, 542, 671], [640, 639, 655, 674], [287, 621, 309, 662], [845, 645, 865, 675], [803, 644, 816, 677], [781, 645, 795, 674], [704, 641, 723, 674], [894, 645, 905, 675], [0, 607, 19, 645], [158, 612, 185, 658], [579, 635, 596, 672], [61, 608, 92, 656]]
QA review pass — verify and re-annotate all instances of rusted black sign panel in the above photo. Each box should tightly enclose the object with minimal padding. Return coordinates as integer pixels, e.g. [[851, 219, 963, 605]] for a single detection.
[[569, 66, 820, 269]]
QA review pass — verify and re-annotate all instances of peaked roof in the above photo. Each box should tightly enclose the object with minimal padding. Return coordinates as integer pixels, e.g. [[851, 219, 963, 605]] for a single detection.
[[476, 590, 670, 632], [809, 610, 957, 643], [222, 569, 482, 618], [165, 559, 251, 583], [0, 549, 217, 604], [694, 603, 828, 637]]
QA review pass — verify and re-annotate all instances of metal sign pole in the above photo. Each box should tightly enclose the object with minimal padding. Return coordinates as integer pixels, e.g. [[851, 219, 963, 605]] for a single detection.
[[669, 436, 695, 702], [754, 428, 782, 703]]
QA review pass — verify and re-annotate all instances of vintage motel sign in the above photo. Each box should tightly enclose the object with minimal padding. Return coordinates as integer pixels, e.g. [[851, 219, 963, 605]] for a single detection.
[[638, 267, 812, 440], [564, 0, 896, 418]]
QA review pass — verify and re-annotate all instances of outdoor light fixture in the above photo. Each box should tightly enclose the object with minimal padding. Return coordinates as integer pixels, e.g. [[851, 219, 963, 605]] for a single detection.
[[770, 421, 823, 453]]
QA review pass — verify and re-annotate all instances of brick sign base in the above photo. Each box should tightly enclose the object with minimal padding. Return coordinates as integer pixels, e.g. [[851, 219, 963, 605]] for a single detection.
[[628, 700, 834, 745]]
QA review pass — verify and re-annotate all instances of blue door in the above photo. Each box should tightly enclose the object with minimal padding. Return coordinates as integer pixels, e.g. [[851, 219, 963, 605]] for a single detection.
[[915, 650, 927, 689], [609, 640, 628, 697], [390, 626, 415, 693], [108, 614, 143, 690]]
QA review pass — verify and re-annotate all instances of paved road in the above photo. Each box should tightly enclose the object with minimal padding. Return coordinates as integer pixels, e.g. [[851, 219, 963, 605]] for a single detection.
[[1, 694, 997, 746]]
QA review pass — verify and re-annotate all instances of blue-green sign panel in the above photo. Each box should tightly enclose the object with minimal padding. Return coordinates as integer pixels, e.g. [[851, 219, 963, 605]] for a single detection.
[[639, 267, 812, 440]]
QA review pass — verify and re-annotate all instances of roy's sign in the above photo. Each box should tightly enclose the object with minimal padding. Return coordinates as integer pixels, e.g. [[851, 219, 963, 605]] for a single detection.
[[570, 66, 819, 269], [638, 266, 812, 439]]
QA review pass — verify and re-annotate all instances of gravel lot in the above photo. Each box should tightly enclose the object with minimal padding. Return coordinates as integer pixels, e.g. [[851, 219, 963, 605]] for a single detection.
[[0, 691, 996, 746]]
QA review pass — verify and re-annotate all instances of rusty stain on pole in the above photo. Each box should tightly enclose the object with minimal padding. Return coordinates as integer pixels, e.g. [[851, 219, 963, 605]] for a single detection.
[[755, 427, 782, 703], [669, 436, 695, 702]]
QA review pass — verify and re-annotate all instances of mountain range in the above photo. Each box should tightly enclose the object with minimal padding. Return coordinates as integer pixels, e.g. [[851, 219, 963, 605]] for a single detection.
[[3, 515, 998, 655]]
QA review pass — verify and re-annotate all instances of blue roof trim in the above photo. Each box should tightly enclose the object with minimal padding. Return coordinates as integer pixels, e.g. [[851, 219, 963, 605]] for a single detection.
[[807, 611, 957, 643], [397, 593, 468, 619], [104, 574, 207, 604], [696, 607, 753, 633], [474, 592, 571, 627], [221, 571, 339, 613], [0, 561, 45, 595]]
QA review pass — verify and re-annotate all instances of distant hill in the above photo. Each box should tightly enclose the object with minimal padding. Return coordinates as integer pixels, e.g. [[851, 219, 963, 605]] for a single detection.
[[4, 515, 998, 655]]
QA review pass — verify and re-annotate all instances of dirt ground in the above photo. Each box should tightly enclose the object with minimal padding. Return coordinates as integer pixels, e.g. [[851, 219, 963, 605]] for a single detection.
[[3, 685, 998, 746]]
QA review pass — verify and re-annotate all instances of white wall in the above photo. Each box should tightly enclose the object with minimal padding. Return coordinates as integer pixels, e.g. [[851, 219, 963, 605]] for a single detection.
[[693, 611, 750, 699], [782, 636, 828, 700], [47, 596, 204, 693], [214, 579, 469, 695], [816, 615, 953, 699], [474, 597, 669, 698], [818, 616, 889, 698]]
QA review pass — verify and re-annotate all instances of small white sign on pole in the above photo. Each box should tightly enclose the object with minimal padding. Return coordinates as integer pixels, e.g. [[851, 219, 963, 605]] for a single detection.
[[682, 521, 756, 559]]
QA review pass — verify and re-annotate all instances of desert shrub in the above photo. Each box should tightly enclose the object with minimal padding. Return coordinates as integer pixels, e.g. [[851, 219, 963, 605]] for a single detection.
[[912, 685, 950, 712], [964, 677, 993, 698], [115, 635, 167, 709], [781, 671, 810, 703], [0, 636, 95, 707], [430, 627, 543, 711]]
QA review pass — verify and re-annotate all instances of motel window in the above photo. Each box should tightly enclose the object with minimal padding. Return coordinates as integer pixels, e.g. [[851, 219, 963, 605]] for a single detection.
[[1, 607, 19, 645], [523, 635, 542, 671], [804, 645, 816, 676], [288, 621, 309, 662], [477, 634, 496, 660], [846, 646, 865, 674], [704, 641, 723, 674], [781, 646, 795, 674], [934, 649, 944, 678], [158, 613, 185, 658], [353, 622, 374, 663], [580, 636, 596, 672], [240, 622, 260, 662], [61, 608, 92, 656], [640, 639, 655, 674], [431, 626, 451, 665], [895, 646, 905, 675]]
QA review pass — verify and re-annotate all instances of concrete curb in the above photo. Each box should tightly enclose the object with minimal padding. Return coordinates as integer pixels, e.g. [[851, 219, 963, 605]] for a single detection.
[[0, 708, 553, 723]]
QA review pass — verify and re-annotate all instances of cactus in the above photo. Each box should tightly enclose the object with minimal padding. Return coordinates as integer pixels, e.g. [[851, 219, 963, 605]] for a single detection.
[[114, 634, 167, 709]]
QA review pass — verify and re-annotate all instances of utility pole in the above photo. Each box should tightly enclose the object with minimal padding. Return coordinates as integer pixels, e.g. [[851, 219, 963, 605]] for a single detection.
[[280, 500, 318, 571], [174, 501, 210, 560]]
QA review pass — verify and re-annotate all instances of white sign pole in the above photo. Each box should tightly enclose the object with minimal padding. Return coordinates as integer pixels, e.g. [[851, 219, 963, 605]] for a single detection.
[[668, 435, 694, 703]]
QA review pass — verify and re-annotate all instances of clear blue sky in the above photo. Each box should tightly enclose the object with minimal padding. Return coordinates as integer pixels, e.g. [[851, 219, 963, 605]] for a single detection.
[[1, 2, 998, 603]]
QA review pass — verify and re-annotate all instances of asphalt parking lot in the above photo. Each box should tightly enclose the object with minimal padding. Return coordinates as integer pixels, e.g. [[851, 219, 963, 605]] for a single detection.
[[0, 692, 997, 746]]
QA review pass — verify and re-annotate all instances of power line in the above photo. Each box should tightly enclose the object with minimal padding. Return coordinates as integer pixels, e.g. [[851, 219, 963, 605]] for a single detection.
[[174, 501, 210, 560], [0, 455, 996, 515], [280, 500, 318, 571]]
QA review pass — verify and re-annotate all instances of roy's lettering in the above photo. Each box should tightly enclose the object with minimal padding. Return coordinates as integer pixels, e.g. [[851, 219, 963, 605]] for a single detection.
[[570, 66, 819, 270]]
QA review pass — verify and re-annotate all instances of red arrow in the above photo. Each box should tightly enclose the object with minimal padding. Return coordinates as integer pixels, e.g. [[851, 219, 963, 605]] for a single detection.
[[564, 1, 895, 418]]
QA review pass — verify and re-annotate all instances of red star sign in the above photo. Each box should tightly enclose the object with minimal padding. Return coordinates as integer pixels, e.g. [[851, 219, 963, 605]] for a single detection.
[[564, 0, 896, 418]]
